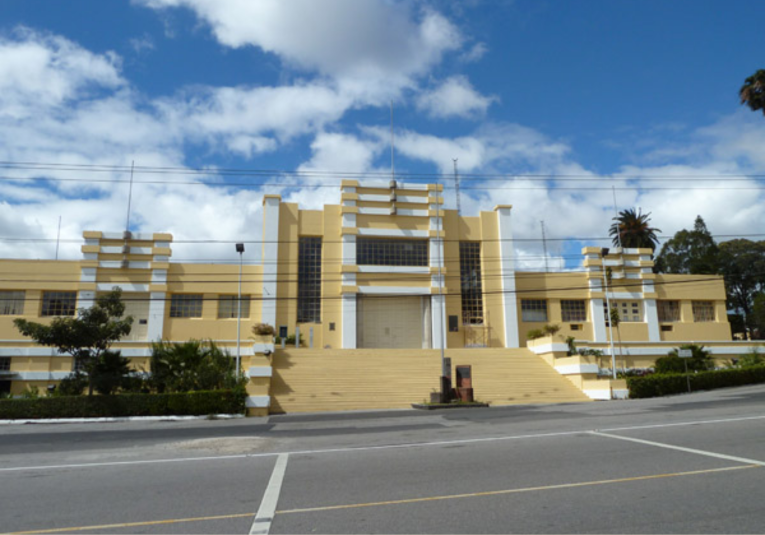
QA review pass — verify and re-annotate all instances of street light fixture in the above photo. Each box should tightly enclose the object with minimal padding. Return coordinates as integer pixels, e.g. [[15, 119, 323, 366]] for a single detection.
[[235, 243, 244, 379], [600, 247, 617, 380]]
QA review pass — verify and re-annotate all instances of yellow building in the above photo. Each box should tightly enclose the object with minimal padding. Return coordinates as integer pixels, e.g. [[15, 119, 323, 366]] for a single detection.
[[0, 180, 752, 413]]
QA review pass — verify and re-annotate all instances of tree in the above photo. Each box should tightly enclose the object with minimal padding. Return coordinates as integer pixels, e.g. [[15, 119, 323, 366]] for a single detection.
[[609, 208, 661, 251], [717, 239, 765, 333], [654, 216, 719, 274], [740, 69, 765, 116], [14, 289, 133, 396], [655, 344, 713, 374], [150, 340, 239, 393]]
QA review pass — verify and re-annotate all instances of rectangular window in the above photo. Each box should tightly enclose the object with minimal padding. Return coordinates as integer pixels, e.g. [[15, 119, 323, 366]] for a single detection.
[[169, 294, 203, 318], [0, 357, 10, 372], [561, 300, 587, 322], [0, 291, 25, 315], [41, 291, 76, 317], [521, 299, 548, 322], [297, 237, 322, 323], [217, 295, 250, 319], [459, 242, 483, 324], [356, 237, 428, 267], [605, 300, 642, 323], [693, 301, 715, 322], [658, 300, 680, 322]]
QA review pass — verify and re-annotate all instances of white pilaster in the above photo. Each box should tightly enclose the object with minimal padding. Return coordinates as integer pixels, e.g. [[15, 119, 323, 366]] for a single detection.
[[431, 294, 446, 349], [341, 294, 357, 348], [77, 291, 95, 311], [147, 292, 166, 340], [261, 197, 280, 329], [590, 298, 606, 342], [496, 207, 519, 348], [644, 299, 661, 342]]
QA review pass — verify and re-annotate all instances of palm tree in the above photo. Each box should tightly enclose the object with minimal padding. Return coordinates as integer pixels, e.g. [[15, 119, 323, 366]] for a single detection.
[[609, 208, 661, 250], [740, 69, 765, 116]]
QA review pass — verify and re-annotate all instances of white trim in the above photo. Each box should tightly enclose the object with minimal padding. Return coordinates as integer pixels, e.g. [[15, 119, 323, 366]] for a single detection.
[[644, 299, 661, 342], [431, 273, 444, 289], [147, 291, 166, 341], [431, 294, 446, 349], [84, 238, 100, 246], [342, 213, 358, 227], [397, 194, 429, 204], [603, 259, 623, 267], [429, 239, 443, 269], [590, 298, 606, 342], [357, 265, 429, 274], [245, 396, 271, 408], [528, 343, 569, 354], [77, 290, 95, 311], [396, 209, 429, 217], [247, 367, 273, 378], [83, 252, 98, 261], [611, 292, 643, 299], [356, 228, 429, 238], [343, 200, 356, 207], [611, 389, 629, 400], [155, 241, 171, 248], [357, 194, 389, 203], [16, 371, 70, 381], [102, 232, 155, 241], [583, 388, 613, 401], [153, 255, 170, 262], [341, 273, 357, 285], [96, 283, 149, 292], [98, 261, 151, 270], [555, 363, 599, 375], [577, 345, 761, 356], [341, 186, 357, 194], [357, 286, 431, 295], [80, 268, 97, 283], [342, 234, 356, 266], [624, 260, 641, 267], [0, 347, 57, 357], [151, 270, 167, 284], [252, 343, 275, 354]]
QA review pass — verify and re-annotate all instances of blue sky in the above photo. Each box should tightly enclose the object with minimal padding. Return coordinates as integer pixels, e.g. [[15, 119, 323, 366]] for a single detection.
[[0, 0, 763, 266]]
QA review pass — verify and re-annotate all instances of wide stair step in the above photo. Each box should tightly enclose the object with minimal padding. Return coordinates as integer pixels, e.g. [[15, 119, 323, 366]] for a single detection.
[[270, 348, 590, 414]]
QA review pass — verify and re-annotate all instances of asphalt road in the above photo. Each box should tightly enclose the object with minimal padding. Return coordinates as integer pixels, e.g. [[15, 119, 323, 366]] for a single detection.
[[1, 385, 764, 534]]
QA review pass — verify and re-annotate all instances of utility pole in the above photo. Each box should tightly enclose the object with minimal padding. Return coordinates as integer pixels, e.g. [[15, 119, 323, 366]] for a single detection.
[[453, 158, 461, 215]]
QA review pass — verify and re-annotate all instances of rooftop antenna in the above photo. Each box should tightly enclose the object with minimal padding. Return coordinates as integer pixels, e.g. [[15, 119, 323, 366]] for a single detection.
[[540, 220, 549, 272], [612, 185, 622, 249], [453, 158, 461, 215], [125, 160, 135, 234], [54, 216, 61, 260]]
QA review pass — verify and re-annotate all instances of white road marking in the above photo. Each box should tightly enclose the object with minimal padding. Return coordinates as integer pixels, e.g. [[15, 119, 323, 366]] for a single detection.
[[2, 414, 763, 473], [250, 453, 289, 535], [590, 431, 765, 466]]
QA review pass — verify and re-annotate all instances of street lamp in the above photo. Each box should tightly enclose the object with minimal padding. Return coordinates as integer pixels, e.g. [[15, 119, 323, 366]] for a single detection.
[[600, 247, 617, 380], [235, 243, 245, 379]]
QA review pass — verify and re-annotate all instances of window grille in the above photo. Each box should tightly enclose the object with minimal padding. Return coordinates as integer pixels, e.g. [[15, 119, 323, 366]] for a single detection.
[[356, 237, 428, 267], [459, 242, 483, 324], [41, 291, 76, 317], [169, 294, 203, 318], [605, 300, 642, 323], [0, 291, 24, 315], [658, 300, 680, 322], [218, 295, 250, 319], [0, 357, 10, 372], [297, 237, 322, 323], [561, 300, 587, 322], [692, 301, 715, 322], [521, 299, 548, 322]]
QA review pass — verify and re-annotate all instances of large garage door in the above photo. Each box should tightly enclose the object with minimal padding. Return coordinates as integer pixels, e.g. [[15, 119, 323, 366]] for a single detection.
[[357, 295, 432, 349]]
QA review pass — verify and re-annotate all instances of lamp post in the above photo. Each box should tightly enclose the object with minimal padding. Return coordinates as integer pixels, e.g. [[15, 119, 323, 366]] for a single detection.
[[235, 243, 245, 379], [601, 247, 617, 380]]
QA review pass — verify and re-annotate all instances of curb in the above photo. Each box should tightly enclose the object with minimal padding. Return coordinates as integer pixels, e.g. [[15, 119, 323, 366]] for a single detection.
[[0, 414, 245, 425]]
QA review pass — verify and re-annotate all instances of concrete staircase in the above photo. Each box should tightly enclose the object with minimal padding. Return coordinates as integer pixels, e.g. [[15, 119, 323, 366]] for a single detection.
[[270, 348, 590, 414]]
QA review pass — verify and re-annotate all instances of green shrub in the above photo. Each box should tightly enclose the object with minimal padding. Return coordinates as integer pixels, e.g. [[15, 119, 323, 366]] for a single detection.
[[627, 366, 765, 399], [654, 344, 713, 374], [542, 324, 561, 336], [0, 389, 246, 420], [150, 340, 239, 393], [526, 329, 544, 340], [738, 347, 764, 368]]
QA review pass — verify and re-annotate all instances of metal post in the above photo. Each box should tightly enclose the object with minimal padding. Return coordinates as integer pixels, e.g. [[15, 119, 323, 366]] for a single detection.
[[601, 249, 617, 380], [235, 243, 245, 379], [436, 182, 448, 400], [684, 358, 691, 393]]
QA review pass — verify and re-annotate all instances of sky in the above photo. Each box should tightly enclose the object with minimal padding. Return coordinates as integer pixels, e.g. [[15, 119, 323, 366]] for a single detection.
[[0, 0, 764, 268]]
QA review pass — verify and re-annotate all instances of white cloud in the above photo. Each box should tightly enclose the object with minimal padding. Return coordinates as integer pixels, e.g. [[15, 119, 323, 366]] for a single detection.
[[129, 34, 155, 53], [459, 42, 487, 63], [416, 75, 496, 119]]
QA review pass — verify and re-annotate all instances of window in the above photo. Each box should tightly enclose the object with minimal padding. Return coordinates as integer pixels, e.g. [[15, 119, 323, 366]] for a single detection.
[[169, 294, 203, 318], [459, 242, 483, 324], [357, 237, 428, 267], [297, 237, 322, 323], [658, 300, 680, 322], [521, 299, 548, 322], [218, 295, 250, 319], [0, 291, 25, 315], [0, 357, 10, 372], [605, 300, 642, 323], [41, 291, 76, 317], [693, 301, 715, 322], [561, 300, 586, 322]]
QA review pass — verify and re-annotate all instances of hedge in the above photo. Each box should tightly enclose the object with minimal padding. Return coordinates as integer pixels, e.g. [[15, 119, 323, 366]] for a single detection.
[[0, 389, 247, 420], [627, 366, 765, 399]]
